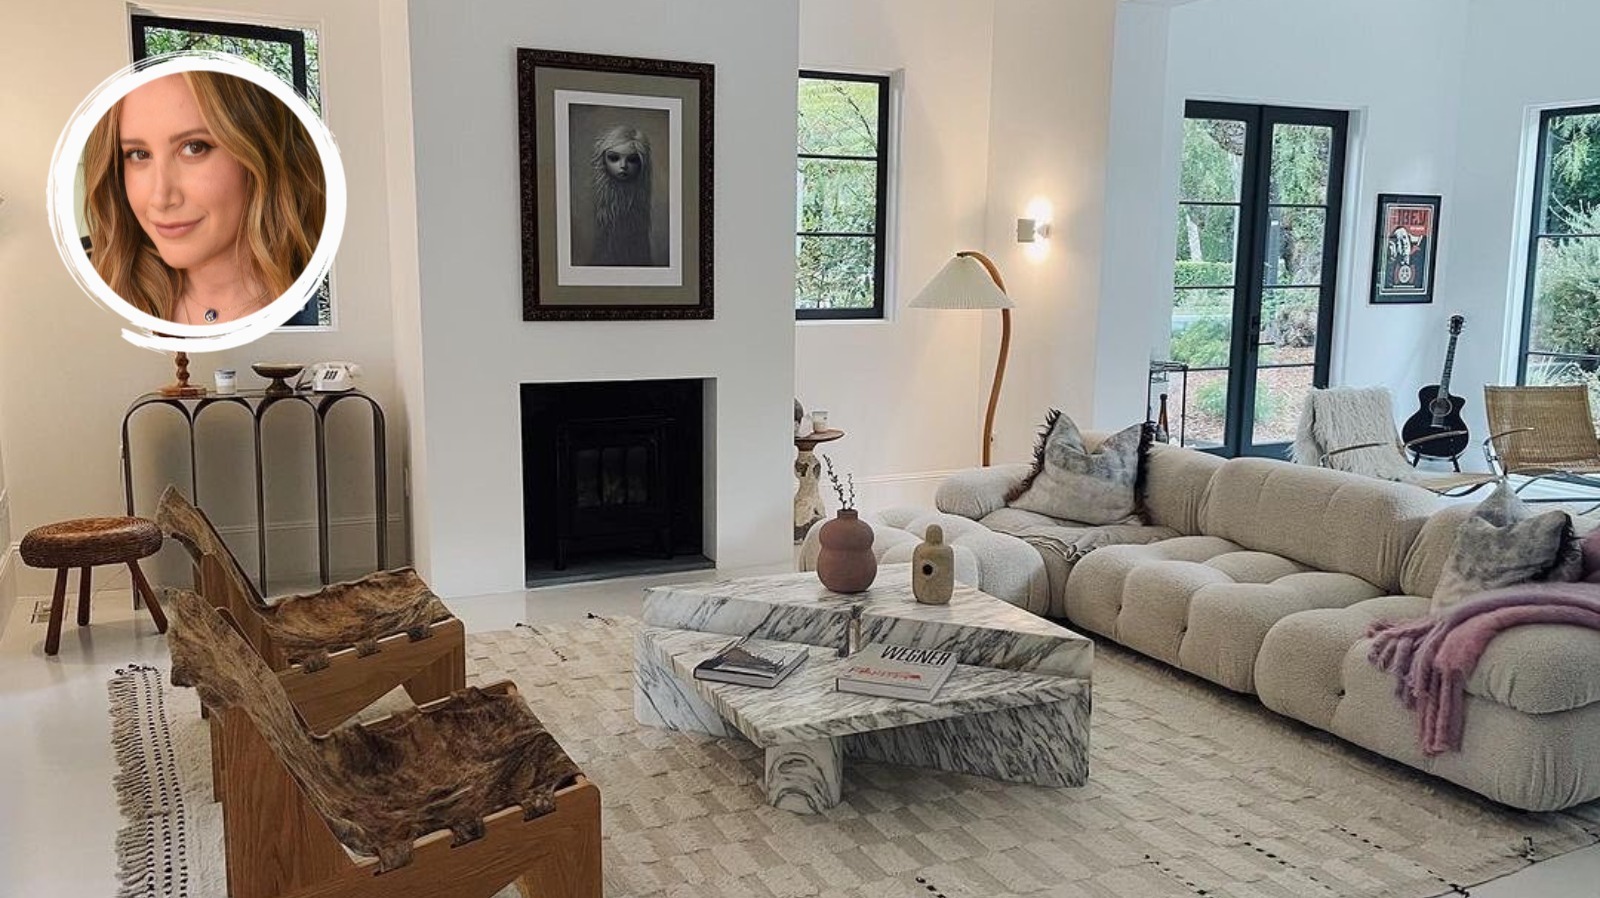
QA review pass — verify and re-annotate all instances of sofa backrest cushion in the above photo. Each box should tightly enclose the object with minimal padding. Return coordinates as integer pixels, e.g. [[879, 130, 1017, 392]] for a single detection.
[[1142, 444, 1224, 536], [1199, 458, 1438, 592], [1401, 503, 1475, 598]]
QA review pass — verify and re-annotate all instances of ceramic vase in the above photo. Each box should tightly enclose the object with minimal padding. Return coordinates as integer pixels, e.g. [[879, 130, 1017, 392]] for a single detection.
[[816, 508, 876, 594], [912, 524, 955, 605]]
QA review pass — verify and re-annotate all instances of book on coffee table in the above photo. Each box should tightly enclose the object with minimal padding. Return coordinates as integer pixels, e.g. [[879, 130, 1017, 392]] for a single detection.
[[693, 636, 808, 688], [836, 643, 957, 701]]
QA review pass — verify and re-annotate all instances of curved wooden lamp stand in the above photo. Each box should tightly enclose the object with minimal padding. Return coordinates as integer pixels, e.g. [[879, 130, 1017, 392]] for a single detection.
[[958, 251, 1012, 467]]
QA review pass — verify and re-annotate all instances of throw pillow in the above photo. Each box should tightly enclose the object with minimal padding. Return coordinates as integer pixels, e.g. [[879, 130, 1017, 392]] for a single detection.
[[1004, 410, 1150, 526], [1431, 483, 1578, 611]]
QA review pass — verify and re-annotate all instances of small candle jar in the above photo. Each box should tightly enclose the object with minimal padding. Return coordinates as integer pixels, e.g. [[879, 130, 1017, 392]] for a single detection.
[[214, 368, 237, 395], [811, 409, 830, 432]]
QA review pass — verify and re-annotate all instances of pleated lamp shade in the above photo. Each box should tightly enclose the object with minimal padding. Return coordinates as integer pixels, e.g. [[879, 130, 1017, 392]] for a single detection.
[[908, 255, 1014, 310]]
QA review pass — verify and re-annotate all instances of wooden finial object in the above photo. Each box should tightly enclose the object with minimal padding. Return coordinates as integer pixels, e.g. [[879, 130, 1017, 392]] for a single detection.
[[159, 351, 205, 397]]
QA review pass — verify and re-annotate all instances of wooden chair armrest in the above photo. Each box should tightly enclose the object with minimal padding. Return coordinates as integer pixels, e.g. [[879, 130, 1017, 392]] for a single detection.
[[1319, 442, 1386, 466], [1482, 426, 1536, 474]]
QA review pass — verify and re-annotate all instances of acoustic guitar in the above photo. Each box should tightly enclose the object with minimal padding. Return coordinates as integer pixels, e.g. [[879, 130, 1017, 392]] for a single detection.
[[1400, 314, 1469, 460]]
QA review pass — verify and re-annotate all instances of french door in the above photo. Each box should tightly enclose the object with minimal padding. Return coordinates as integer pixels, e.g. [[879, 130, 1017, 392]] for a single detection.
[[1168, 101, 1348, 456]]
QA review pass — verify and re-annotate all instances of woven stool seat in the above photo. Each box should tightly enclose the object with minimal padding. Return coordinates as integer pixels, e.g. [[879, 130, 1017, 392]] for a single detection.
[[21, 516, 167, 656], [20, 517, 162, 569]]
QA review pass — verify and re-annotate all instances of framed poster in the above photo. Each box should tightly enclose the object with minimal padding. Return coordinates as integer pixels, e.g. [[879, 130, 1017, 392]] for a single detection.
[[1370, 193, 1441, 304], [518, 48, 714, 320]]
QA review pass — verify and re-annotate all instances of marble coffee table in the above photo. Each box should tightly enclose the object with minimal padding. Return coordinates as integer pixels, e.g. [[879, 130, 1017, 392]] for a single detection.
[[633, 565, 1093, 813]]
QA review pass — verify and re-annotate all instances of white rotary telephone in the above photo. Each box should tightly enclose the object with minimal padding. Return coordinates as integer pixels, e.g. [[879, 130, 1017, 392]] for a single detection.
[[299, 361, 362, 392]]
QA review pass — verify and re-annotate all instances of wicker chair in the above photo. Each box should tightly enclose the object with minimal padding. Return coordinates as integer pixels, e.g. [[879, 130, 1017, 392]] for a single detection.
[[155, 486, 465, 732], [1292, 387, 1497, 497], [167, 588, 600, 898], [1483, 384, 1600, 506]]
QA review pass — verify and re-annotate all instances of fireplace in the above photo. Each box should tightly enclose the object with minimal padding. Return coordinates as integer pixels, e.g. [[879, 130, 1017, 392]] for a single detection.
[[521, 380, 709, 584]]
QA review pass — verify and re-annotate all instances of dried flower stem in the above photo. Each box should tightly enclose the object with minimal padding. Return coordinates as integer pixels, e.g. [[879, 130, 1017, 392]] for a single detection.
[[822, 454, 855, 511]]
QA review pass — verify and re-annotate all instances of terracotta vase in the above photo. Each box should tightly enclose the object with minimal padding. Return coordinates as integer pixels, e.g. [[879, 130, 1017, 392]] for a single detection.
[[816, 508, 877, 594]]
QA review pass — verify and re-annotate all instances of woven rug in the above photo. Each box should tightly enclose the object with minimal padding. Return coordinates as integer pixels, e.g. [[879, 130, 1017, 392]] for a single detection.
[[109, 615, 1600, 898]]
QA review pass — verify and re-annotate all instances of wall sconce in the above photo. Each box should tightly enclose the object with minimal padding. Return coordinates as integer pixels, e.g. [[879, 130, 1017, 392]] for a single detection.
[[1015, 218, 1052, 243]]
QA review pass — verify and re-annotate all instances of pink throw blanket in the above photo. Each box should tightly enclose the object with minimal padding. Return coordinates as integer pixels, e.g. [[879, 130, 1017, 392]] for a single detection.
[[1367, 584, 1600, 755]]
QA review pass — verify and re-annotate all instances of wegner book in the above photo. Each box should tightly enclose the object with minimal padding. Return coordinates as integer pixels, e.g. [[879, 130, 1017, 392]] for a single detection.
[[693, 636, 808, 688], [836, 643, 957, 701]]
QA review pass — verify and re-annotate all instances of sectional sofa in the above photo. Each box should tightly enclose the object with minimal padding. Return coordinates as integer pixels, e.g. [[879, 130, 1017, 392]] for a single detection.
[[800, 438, 1600, 811]]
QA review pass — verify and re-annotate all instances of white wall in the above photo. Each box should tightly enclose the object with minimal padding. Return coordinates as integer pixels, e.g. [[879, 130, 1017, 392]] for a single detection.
[[0, 0, 411, 595], [1095, 1, 1176, 427], [404, 0, 799, 598], [795, 0, 995, 510], [983, 0, 1119, 461], [1102, 0, 1469, 437], [1450, 0, 1600, 443]]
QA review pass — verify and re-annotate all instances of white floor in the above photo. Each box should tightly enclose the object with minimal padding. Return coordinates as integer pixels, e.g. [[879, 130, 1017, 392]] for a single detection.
[[0, 565, 1595, 898]]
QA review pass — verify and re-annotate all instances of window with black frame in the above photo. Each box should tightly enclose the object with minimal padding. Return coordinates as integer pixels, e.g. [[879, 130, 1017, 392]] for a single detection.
[[130, 13, 332, 328], [1519, 106, 1600, 403], [795, 71, 890, 320]]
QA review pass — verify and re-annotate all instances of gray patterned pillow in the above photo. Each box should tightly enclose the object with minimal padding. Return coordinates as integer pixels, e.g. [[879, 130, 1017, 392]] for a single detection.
[[1004, 411, 1149, 526], [1431, 483, 1579, 611]]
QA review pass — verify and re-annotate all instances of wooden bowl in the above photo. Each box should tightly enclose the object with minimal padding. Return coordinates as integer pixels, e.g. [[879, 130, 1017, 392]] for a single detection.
[[251, 363, 304, 396]]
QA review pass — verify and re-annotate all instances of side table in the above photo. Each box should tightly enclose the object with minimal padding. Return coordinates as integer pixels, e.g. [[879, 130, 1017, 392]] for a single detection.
[[793, 428, 843, 542]]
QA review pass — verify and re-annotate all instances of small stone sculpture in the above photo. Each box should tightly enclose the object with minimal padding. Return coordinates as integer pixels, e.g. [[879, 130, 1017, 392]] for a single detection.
[[912, 524, 954, 605]]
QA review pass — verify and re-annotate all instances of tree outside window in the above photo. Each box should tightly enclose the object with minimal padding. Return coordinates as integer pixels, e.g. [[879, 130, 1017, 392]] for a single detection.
[[795, 72, 889, 320], [1521, 108, 1600, 415]]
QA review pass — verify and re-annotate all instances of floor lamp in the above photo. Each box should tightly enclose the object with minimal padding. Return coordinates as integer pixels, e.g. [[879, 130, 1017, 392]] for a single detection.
[[909, 251, 1014, 466]]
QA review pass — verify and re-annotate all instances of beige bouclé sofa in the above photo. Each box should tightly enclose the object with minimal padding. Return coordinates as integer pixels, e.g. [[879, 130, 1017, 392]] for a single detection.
[[805, 441, 1600, 811]]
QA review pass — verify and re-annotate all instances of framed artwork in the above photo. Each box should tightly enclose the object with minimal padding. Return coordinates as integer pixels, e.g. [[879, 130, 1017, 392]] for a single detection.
[[1370, 193, 1441, 304], [517, 48, 714, 320]]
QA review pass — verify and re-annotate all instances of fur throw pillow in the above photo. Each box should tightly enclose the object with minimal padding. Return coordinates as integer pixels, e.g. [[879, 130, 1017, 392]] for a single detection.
[[1004, 410, 1150, 526], [1431, 483, 1580, 611]]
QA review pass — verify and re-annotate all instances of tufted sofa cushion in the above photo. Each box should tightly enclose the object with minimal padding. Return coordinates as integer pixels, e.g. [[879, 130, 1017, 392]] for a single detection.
[[1200, 458, 1438, 593], [1066, 537, 1383, 693], [1257, 594, 1600, 810]]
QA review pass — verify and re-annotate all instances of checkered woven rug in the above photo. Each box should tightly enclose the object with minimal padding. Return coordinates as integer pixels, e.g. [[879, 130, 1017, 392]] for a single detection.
[[110, 615, 1600, 898]]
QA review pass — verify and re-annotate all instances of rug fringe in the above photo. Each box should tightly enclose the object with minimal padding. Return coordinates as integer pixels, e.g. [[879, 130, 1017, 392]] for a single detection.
[[109, 664, 185, 898]]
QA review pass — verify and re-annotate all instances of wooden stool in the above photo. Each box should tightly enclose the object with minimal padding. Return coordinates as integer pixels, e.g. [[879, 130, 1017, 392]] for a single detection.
[[19, 517, 167, 656]]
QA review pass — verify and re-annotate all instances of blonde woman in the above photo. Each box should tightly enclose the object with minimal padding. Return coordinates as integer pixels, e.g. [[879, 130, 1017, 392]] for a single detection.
[[82, 71, 325, 325]]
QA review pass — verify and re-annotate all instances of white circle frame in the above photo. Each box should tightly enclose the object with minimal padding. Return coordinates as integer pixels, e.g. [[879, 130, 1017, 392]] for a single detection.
[[47, 52, 347, 353]]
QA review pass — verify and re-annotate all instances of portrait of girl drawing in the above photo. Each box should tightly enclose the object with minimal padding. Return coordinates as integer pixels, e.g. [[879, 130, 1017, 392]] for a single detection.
[[80, 70, 325, 325]]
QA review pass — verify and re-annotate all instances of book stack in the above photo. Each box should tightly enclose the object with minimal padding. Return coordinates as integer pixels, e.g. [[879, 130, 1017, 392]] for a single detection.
[[692, 636, 809, 688], [836, 643, 957, 701]]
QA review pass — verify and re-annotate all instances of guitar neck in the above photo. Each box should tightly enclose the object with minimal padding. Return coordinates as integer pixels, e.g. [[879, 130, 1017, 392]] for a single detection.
[[1438, 333, 1459, 396]]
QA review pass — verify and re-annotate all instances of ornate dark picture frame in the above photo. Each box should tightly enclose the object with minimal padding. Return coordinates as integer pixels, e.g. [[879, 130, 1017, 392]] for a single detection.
[[518, 48, 714, 320], [1369, 193, 1441, 305]]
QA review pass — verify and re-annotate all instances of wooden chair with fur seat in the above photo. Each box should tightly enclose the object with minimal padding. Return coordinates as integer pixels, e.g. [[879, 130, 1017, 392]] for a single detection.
[[156, 485, 465, 732], [167, 588, 601, 898]]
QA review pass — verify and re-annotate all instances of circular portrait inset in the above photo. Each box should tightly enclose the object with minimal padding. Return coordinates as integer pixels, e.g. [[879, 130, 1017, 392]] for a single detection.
[[49, 53, 345, 351]]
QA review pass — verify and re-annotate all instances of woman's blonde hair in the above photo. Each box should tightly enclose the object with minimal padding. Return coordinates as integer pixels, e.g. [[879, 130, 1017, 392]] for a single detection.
[[82, 71, 326, 320]]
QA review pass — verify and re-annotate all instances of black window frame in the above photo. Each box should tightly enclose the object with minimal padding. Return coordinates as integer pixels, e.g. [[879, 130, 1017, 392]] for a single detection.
[[1175, 100, 1348, 457], [1516, 103, 1600, 384], [795, 69, 891, 322], [129, 12, 329, 328]]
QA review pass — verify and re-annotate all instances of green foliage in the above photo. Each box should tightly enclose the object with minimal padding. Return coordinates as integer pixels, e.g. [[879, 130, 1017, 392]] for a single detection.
[[1169, 318, 1231, 368], [796, 77, 883, 311], [1192, 378, 1285, 422], [1173, 260, 1234, 289], [1546, 112, 1600, 230], [1263, 293, 1318, 348], [1530, 220, 1600, 356], [143, 26, 322, 114]]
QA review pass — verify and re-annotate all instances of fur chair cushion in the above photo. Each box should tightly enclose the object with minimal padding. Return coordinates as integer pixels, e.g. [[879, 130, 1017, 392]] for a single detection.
[[1004, 410, 1150, 526], [1432, 483, 1581, 611]]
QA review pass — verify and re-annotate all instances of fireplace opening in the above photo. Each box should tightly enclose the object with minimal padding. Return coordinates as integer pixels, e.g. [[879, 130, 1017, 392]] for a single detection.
[[521, 379, 710, 585]]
